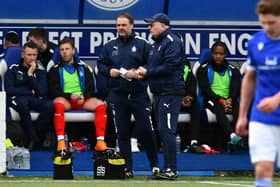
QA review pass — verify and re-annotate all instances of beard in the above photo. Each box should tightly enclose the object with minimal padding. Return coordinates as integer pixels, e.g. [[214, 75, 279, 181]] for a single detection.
[[211, 58, 228, 72]]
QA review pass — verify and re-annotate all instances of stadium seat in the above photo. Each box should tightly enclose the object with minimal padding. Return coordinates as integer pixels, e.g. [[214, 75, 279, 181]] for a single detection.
[[8, 108, 95, 122], [240, 60, 248, 76], [178, 112, 191, 123], [0, 46, 22, 91], [0, 91, 6, 174]]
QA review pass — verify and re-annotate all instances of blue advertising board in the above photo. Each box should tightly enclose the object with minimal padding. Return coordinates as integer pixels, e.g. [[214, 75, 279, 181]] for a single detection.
[[0, 0, 262, 62], [0, 25, 260, 62]]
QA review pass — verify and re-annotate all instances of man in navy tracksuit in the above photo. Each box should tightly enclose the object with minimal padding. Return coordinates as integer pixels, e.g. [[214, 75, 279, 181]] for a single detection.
[[28, 27, 58, 70], [98, 12, 159, 178], [5, 42, 54, 150], [138, 13, 185, 179]]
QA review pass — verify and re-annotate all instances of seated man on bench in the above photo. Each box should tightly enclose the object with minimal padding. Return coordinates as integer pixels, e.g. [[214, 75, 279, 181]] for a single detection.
[[48, 38, 108, 158], [4, 41, 54, 150]]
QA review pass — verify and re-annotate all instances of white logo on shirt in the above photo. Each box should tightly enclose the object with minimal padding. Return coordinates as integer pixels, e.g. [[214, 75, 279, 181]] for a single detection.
[[265, 56, 278, 66], [163, 103, 170, 108], [258, 42, 264, 51], [131, 46, 136, 52], [112, 46, 118, 56]]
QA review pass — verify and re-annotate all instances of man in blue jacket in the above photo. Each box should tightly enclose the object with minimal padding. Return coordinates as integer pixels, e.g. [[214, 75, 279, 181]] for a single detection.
[[0, 31, 20, 59], [137, 13, 185, 180], [98, 12, 159, 178], [5, 41, 54, 150]]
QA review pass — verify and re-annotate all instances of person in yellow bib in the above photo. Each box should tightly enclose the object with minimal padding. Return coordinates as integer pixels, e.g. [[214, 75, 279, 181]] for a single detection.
[[48, 38, 108, 159], [196, 41, 243, 152]]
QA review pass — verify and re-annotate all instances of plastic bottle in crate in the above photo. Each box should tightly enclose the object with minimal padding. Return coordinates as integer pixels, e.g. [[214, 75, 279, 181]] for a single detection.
[[176, 135, 181, 153], [7, 147, 30, 169], [80, 137, 91, 151]]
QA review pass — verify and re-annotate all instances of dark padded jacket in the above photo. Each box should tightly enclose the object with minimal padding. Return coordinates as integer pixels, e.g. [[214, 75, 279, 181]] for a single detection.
[[145, 29, 185, 95], [97, 32, 150, 93], [196, 59, 241, 102], [5, 59, 49, 98]]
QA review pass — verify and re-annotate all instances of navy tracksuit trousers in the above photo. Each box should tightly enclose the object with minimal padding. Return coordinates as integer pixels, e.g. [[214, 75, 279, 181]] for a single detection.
[[153, 95, 183, 171], [109, 91, 158, 170], [8, 96, 54, 143]]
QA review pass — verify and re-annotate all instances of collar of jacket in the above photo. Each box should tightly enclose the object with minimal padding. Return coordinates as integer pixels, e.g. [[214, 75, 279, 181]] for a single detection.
[[58, 57, 79, 68], [118, 32, 136, 43], [152, 28, 171, 43]]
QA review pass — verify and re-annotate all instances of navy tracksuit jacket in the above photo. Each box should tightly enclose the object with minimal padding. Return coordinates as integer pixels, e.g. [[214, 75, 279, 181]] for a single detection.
[[5, 60, 53, 144]]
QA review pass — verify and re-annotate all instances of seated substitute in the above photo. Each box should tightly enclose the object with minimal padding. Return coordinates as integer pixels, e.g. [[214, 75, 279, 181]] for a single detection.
[[48, 38, 108, 158], [180, 59, 204, 154], [4, 41, 54, 150], [196, 41, 243, 152]]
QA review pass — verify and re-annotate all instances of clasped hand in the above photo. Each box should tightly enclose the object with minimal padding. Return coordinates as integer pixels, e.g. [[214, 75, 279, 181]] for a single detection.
[[110, 66, 147, 80], [71, 94, 84, 105], [219, 98, 232, 113]]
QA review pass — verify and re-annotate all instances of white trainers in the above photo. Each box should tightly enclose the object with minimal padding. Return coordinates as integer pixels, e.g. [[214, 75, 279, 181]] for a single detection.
[[152, 167, 160, 176], [131, 138, 140, 152]]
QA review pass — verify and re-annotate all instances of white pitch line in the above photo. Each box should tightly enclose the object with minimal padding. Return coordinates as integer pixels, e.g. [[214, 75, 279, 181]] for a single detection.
[[2, 179, 280, 186], [198, 181, 252, 187], [0, 180, 251, 184]]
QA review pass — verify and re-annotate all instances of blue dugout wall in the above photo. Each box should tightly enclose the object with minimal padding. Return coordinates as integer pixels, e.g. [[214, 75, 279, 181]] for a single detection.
[[0, 0, 261, 61]]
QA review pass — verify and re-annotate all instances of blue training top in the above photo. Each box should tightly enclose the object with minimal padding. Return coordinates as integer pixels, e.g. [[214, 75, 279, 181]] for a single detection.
[[247, 30, 280, 126]]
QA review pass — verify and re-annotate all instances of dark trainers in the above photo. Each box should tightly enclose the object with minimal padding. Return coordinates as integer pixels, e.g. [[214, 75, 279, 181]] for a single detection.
[[53, 149, 72, 160], [228, 135, 244, 153], [124, 168, 134, 179], [189, 144, 205, 154], [158, 168, 178, 180]]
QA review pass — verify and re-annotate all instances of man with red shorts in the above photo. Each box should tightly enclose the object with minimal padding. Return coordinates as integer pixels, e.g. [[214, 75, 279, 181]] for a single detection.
[[48, 38, 107, 158]]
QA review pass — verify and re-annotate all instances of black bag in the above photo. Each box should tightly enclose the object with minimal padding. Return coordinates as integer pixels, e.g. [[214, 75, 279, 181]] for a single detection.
[[93, 148, 125, 179], [6, 120, 26, 147], [53, 154, 73, 180]]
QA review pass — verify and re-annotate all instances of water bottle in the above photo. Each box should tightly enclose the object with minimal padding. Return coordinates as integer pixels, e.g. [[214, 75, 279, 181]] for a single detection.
[[7, 147, 30, 169], [176, 135, 181, 153], [64, 133, 69, 148], [80, 137, 91, 151], [19, 147, 30, 169]]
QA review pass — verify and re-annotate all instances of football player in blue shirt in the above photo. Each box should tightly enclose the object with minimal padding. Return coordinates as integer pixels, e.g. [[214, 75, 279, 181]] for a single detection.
[[236, 0, 280, 186]]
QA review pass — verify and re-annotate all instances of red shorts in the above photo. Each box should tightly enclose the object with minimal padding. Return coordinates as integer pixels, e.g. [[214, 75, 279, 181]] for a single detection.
[[67, 98, 91, 110]]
